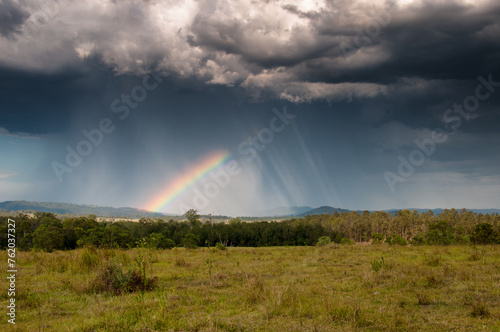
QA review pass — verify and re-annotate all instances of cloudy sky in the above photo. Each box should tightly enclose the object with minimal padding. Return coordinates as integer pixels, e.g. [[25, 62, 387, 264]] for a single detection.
[[0, 0, 499, 215]]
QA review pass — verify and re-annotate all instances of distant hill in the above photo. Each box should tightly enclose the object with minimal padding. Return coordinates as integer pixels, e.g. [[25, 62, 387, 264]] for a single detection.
[[0, 201, 166, 218], [257, 206, 313, 217], [298, 206, 352, 216], [385, 208, 500, 216], [1, 201, 497, 219], [256, 205, 352, 217], [263, 206, 500, 218]]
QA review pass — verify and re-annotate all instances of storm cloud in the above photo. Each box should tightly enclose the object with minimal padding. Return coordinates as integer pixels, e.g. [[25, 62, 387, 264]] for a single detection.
[[1, 0, 499, 214], [0, 0, 498, 101]]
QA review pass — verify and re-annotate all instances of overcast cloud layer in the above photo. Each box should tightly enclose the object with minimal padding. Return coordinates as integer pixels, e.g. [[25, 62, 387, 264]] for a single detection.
[[0, 0, 499, 215], [1, 0, 498, 102]]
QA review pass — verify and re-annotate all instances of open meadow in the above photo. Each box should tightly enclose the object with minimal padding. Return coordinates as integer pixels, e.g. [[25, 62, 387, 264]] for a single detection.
[[1, 244, 499, 331]]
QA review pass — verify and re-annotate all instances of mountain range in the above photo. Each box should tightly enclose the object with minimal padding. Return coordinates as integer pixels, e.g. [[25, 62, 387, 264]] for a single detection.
[[0, 201, 498, 218], [0, 201, 164, 218]]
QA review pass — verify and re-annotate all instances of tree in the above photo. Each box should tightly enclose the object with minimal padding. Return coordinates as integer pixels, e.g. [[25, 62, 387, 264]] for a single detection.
[[184, 209, 201, 228], [183, 232, 199, 249], [470, 223, 500, 244], [33, 224, 64, 252], [427, 220, 454, 245], [317, 236, 331, 247]]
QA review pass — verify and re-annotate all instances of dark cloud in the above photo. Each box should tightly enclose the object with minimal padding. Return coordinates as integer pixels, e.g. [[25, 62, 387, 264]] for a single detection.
[[0, 0, 499, 212], [1, 0, 498, 103], [0, 0, 30, 38]]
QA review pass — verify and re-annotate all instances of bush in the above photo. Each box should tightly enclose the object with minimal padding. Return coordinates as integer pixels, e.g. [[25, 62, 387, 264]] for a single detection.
[[317, 236, 331, 247], [144, 233, 176, 249], [91, 260, 156, 295], [385, 234, 407, 246], [371, 233, 383, 244], [470, 223, 500, 244], [371, 257, 385, 273], [215, 242, 227, 250], [427, 220, 455, 245], [163, 238, 176, 249], [340, 237, 355, 245], [410, 233, 426, 246], [182, 232, 199, 249], [32, 224, 65, 252]]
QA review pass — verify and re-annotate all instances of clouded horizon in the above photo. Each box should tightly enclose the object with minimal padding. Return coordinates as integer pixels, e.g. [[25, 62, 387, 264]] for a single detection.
[[1, 0, 499, 216]]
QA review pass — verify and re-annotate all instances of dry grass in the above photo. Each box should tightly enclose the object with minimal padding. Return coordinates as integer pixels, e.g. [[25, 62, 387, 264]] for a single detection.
[[0, 245, 499, 331]]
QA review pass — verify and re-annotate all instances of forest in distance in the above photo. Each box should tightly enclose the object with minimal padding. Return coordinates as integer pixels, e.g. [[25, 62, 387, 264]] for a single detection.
[[1, 208, 499, 252]]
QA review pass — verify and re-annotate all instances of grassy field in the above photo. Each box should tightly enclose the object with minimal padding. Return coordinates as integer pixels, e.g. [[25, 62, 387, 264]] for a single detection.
[[1, 244, 499, 331]]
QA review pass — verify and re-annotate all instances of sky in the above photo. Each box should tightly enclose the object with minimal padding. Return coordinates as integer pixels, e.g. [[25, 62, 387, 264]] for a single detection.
[[0, 0, 499, 216]]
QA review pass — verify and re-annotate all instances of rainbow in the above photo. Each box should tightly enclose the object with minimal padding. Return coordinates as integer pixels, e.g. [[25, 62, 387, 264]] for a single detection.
[[144, 150, 230, 212]]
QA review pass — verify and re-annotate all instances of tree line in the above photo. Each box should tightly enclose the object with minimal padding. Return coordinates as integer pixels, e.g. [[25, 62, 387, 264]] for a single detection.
[[0, 208, 498, 251]]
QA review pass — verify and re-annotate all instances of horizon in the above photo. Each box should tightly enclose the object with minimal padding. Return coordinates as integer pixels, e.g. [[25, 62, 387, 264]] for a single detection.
[[1, 200, 499, 219], [1, 0, 499, 215]]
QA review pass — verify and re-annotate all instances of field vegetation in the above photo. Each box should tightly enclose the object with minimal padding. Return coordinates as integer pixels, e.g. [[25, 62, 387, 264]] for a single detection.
[[1, 244, 499, 331], [1, 209, 499, 331]]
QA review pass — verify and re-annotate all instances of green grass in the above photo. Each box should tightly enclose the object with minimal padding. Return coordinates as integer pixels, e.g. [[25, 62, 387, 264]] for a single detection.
[[1, 245, 499, 331]]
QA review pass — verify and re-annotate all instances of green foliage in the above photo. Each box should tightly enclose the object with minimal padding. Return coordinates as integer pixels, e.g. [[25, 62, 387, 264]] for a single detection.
[[91, 259, 157, 295], [470, 223, 500, 244], [410, 233, 426, 245], [385, 234, 407, 246], [184, 209, 201, 228], [371, 257, 385, 273], [228, 218, 242, 224], [427, 220, 455, 245], [1, 208, 499, 252], [183, 232, 199, 249], [371, 233, 383, 244], [80, 246, 99, 270], [316, 236, 331, 246], [340, 237, 355, 245], [32, 224, 65, 252], [163, 238, 176, 249], [142, 232, 175, 249], [215, 242, 227, 250]]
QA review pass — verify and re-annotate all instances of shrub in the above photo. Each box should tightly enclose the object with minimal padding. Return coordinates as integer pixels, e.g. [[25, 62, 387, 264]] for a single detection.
[[470, 223, 500, 244], [215, 242, 227, 250], [371, 257, 385, 273], [182, 232, 199, 249], [143, 233, 176, 249], [371, 233, 383, 244], [427, 220, 455, 245], [163, 238, 176, 249], [317, 236, 331, 247], [32, 224, 65, 252], [385, 234, 407, 246], [91, 260, 156, 295], [340, 238, 355, 245], [410, 233, 426, 245]]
